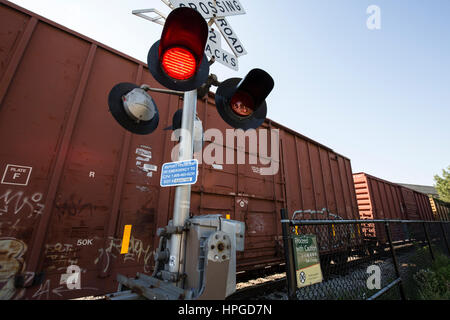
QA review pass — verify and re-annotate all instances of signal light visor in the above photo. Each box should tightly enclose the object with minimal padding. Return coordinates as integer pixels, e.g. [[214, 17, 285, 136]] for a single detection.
[[161, 47, 197, 80]]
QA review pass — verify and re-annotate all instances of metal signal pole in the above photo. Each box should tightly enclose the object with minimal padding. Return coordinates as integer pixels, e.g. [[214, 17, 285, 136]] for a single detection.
[[168, 89, 197, 286]]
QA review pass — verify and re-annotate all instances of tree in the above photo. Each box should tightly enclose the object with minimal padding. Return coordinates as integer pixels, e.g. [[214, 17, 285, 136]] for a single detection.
[[434, 166, 450, 202]]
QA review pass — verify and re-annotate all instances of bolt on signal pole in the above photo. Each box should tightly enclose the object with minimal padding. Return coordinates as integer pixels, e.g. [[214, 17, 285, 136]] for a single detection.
[[169, 89, 197, 286]]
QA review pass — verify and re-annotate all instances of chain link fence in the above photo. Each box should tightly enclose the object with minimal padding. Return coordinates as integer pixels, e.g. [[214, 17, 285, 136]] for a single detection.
[[280, 209, 450, 300]]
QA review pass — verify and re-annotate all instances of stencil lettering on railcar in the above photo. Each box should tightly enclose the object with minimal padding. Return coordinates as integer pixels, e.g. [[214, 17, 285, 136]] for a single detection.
[[1, 165, 32, 186], [135, 145, 158, 177], [1, 164, 33, 186], [76, 239, 93, 246]]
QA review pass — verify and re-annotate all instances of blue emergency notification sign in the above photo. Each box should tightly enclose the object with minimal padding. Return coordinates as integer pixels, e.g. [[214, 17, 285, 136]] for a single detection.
[[160, 159, 198, 187]]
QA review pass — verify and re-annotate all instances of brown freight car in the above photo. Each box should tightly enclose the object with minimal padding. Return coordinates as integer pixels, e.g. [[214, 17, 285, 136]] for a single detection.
[[353, 172, 435, 246], [0, 0, 358, 299], [353, 172, 434, 221], [429, 197, 450, 221]]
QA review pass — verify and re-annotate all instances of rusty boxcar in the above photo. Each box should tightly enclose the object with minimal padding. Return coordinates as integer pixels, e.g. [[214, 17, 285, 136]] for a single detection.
[[354, 173, 406, 222], [0, 0, 358, 299], [353, 172, 435, 244], [353, 172, 434, 221]]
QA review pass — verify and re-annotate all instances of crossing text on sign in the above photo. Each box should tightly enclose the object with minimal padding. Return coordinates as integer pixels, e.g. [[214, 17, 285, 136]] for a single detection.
[[170, 0, 246, 19]]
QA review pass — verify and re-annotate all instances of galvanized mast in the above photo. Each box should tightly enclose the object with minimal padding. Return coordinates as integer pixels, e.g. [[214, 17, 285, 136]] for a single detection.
[[168, 89, 197, 284]]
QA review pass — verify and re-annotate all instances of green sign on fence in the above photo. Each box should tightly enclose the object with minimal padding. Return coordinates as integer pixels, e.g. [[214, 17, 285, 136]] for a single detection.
[[292, 234, 323, 288]]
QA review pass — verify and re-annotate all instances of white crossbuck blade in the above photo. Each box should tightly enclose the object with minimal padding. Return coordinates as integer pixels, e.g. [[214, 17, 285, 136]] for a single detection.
[[167, 0, 248, 70]]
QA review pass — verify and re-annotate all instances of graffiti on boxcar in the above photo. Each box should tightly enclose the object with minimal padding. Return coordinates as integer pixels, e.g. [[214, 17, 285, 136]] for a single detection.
[[44, 243, 79, 271], [94, 235, 153, 273], [292, 208, 345, 221], [249, 218, 265, 234], [0, 218, 22, 237], [30, 264, 100, 299], [31, 279, 51, 300], [35, 282, 60, 299], [55, 194, 107, 218], [0, 189, 45, 218], [136, 185, 150, 192], [236, 198, 248, 208], [0, 237, 27, 300], [31, 277, 99, 300]]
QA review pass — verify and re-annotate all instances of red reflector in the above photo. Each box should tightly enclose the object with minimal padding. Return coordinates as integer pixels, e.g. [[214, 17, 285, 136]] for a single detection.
[[231, 91, 254, 117], [161, 47, 197, 80]]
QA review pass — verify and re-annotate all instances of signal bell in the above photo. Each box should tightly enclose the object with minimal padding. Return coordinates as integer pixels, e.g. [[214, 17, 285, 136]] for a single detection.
[[215, 69, 274, 130], [108, 82, 159, 134], [147, 7, 210, 91]]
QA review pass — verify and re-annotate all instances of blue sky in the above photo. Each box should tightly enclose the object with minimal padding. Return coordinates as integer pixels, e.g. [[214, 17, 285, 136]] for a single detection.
[[9, 0, 450, 186]]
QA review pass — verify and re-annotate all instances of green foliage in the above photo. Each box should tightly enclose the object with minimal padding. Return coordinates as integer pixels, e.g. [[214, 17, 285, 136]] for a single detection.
[[434, 166, 450, 202], [413, 252, 450, 300]]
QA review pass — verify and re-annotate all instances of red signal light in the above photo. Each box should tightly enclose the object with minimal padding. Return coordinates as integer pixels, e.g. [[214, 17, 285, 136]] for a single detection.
[[231, 91, 254, 117], [147, 7, 209, 91], [161, 47, 197, 80]]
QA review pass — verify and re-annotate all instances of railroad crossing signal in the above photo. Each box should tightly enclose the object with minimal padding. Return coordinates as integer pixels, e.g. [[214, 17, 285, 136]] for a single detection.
[[108, 6, 274, 135], [215, 69, 274, 130], [107, 1, 275, 301], [147, 7, 210, 91]]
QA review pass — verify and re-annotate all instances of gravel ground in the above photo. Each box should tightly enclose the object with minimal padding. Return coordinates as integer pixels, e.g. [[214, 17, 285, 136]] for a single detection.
[[236, 273, 286, 290]]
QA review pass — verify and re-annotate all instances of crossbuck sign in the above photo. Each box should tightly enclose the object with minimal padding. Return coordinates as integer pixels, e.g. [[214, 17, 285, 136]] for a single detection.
[[132, 1, 247, 70], [165, 0, 248, 71]]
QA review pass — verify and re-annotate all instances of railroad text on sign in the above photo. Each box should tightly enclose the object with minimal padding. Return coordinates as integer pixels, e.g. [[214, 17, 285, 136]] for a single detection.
[[214, 17, 247, 57], [206, 27, 238, 71]]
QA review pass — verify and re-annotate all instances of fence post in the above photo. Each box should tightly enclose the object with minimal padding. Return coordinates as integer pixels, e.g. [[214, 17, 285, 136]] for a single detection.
[[422, 222, 435, 261], [280, 208, 297, 300], [439, 222, 450, 256], [384, 222, 406, 300]]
